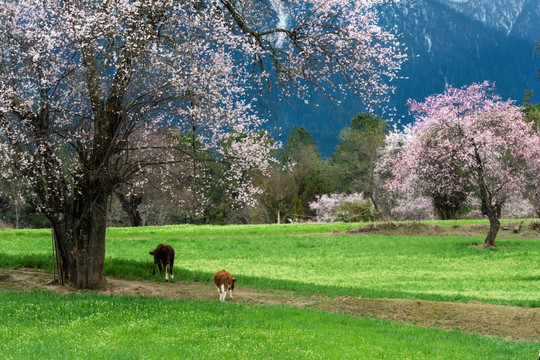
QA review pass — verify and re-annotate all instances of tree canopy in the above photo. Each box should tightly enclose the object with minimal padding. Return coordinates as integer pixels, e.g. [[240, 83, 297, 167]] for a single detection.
[[0, 0, 404, 288], [330, 113, 389, 215]]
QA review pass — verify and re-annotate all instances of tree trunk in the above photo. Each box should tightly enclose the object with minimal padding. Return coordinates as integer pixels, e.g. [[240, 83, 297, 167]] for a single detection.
[[484, 211, 500, 247], [432, 192, 466, 220], [117, 192, 144, 227], [52, 193, 108, 290], [366, 189, 379, 220], [473, 144, 499, 247], [14, 202, 20, 229]]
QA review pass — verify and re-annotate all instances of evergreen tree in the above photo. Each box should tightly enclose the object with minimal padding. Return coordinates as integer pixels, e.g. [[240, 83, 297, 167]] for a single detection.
[[282, 126, 329, 220], [330, 113, 389, 215]]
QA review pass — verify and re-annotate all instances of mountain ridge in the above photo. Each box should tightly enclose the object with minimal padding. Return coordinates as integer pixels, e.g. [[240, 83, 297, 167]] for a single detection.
[[271, 0, 540, 156], [431, 0, 537, 36]]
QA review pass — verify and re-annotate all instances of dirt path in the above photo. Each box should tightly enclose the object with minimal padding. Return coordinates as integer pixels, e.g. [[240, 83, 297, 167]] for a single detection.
[[1, 268, 539, 342]]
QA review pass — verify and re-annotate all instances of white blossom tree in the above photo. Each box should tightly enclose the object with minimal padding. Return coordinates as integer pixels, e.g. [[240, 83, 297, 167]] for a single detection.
[[309, 192, 371, 222], [0, 0, 405, 288]]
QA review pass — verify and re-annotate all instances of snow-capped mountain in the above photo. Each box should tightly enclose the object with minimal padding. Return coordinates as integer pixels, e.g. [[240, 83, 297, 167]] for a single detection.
[[272, 0, 540, 156], [381, 0, 539, 109], [433, 0, 539, 37]]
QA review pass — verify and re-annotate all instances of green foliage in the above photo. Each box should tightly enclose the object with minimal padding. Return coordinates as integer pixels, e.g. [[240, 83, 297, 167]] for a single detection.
[[282, 126, 318, 157], [280, 126, 330, 218], [290, 194, 306, 218], [349, 112, 390, 133], [259, 164, 295, 223], [1, 291, 536, 360], [330, 113, 391, 216], [522, 91, 540, 132], [0, 191, 50, 229], [335, 201, 374, 222]]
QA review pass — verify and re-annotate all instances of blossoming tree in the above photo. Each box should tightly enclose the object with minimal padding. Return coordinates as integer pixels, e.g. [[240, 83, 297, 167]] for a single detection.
[[0, 0, 405, 288], [309, 193, 370, 223], [391, 82, 536, 246]]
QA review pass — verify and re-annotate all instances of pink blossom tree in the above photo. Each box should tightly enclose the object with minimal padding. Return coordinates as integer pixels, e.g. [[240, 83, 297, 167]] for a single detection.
[[0, 0, 404, 288], [391, 82, 536, 246], [391, 193, 436, 221]]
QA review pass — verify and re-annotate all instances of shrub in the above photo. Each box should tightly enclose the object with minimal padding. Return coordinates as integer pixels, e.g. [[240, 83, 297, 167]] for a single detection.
[[335, 201, 373, 222], [310, 193, 371, 222]]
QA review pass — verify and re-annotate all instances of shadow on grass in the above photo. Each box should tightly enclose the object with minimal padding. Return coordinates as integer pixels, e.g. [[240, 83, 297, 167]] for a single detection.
[[2, 253, 540, 308], [0, 253, 53, 271], [103, 258, 540, 308]]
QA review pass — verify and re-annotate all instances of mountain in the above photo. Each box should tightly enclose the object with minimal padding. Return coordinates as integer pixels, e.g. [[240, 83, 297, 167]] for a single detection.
[[270, 0, 540, 156], [433, 0, 538, 37]]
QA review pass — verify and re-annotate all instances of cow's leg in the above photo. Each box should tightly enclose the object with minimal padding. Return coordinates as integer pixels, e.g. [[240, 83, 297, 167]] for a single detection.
[[169, 258, 174, 280], [216, 286, 224, 301], [220, 284, 225, 301], [165, 265, 169, 281], [157, 262, 163, 274]]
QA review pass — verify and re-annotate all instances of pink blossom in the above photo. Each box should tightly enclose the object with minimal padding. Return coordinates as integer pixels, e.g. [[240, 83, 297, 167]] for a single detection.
[[390, 82, 538, 244], [392, 82, 533, 207]]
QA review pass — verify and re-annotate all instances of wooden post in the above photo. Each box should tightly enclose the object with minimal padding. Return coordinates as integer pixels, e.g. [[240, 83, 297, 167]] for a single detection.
[[53, 229, 64, 286], [513, 221, 524, 234], [51, 229, 56, 284]]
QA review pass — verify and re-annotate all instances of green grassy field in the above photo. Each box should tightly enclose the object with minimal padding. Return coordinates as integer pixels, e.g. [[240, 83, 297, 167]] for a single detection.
[[1, 221, 539, 306], [0, 290, 536, 360], [1, 220, 539, 359]]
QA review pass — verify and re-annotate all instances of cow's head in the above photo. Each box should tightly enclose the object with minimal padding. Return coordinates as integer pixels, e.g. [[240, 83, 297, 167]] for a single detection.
[[149, 250, 159, 274]]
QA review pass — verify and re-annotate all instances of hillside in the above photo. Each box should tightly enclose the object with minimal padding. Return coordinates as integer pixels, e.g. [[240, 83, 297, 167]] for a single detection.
[[271, 0, 540, 156]]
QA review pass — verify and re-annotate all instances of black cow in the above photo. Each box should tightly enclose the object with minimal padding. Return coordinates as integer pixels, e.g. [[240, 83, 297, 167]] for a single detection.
[[149, 243, 175, 281]]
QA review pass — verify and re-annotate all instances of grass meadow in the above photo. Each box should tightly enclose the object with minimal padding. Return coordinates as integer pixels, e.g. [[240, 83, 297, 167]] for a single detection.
[[0, 290, 536, 360], [1, 220, 540, 306], [1, 220, 539, 359]]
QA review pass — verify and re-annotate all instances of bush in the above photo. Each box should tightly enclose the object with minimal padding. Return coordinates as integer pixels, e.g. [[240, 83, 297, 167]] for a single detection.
[[310, 193, 370, 222], [335, 201, 373, 222]]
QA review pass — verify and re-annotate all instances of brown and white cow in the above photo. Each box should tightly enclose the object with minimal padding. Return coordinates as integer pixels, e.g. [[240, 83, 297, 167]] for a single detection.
[[213, 269, 236, 301], [149, 243, 175, 281]]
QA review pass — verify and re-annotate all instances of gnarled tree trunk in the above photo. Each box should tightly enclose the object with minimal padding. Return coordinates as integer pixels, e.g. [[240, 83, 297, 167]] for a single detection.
[[473, 144, 501, 247], [479, 183, 501, 247], [484, 211, 500, 247], [432, 191, 467, 220], [52, 192, 108, 290], [117, 192, 144, 227]]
